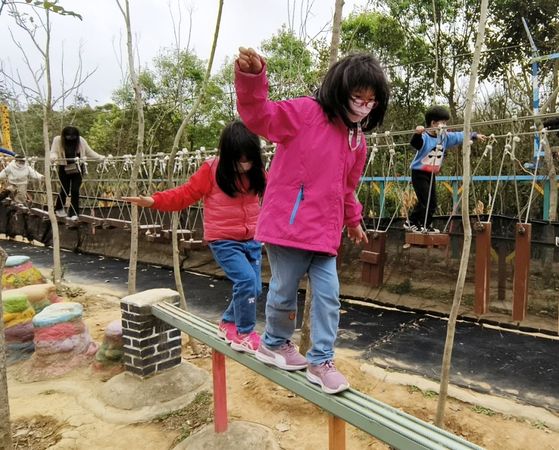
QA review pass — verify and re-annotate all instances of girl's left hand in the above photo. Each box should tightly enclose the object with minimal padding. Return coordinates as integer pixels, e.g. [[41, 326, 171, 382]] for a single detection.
[[347, 224, 368, 245]]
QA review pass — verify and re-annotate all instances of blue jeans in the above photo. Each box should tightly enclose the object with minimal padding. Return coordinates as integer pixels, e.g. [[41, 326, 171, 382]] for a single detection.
[[263, 244, 340, 365], [209, 239, 263, 334]]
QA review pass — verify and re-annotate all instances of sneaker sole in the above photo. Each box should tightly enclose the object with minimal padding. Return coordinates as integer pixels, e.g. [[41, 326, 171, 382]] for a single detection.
[[306, 371, 350, 394], [230, 341, 258, 354], [254, 350, 307, 371]]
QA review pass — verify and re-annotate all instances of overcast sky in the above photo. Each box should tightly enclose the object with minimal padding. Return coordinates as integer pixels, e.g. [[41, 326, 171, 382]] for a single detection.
[[1, 0, 369, 106]]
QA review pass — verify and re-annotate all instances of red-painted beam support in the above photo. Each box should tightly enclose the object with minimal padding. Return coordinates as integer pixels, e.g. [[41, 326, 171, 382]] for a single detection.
[[212, 350, 228, 433], [360, 230, 386, 288], [512, 223, 531, 322]]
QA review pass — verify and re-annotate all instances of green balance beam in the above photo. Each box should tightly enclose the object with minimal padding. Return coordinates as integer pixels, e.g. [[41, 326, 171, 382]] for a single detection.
[[152, 302, 483, 450]]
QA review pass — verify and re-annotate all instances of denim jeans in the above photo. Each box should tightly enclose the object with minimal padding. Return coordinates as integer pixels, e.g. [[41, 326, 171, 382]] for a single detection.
[[263, 244, 340, 364], [209, 239, 263, 334]]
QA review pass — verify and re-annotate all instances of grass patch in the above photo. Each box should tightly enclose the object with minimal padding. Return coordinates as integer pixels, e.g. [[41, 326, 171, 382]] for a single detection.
[[406, 385, 438, 399], [153, 391, 213, 446], [471, 405, 496, 416], [531, 420, 549, 430], [386, 279, 412, 295]]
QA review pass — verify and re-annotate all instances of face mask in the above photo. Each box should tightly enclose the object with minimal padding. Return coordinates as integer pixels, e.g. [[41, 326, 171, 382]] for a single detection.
[[64, 134, 78, 141], [238, 161, 252, 172], [348, 103, 373, 123]]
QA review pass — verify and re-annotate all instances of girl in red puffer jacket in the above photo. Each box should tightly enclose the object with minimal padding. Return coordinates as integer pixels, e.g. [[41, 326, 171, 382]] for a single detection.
[[124, 120, 266, 353]]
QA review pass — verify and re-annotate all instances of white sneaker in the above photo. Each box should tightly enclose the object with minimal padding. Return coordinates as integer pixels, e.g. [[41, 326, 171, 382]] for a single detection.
[[55, 209, 67, 217], [68, 215, 78, 221]]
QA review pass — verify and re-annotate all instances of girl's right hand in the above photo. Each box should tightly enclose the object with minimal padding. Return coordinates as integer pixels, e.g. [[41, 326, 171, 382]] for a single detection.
[[122, 196, 154, 207], [237, 47, 263, 74]]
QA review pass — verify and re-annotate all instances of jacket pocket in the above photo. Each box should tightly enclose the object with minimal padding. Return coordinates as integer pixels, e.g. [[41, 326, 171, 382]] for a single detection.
[[289, 184, 304, 225]]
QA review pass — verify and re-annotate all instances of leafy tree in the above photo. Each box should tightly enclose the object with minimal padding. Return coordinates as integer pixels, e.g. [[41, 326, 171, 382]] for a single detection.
[[383, 0, 483, 118], [260, 26, 318, 99], [340, 10, 431, 129], [482, 0, 559, 81]]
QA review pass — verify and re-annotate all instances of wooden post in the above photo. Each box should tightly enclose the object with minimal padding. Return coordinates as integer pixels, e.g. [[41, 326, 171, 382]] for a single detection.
[[328, 415, 346, 450], [512, 223, 531, 322], [212, 350, 228, 433], [360, 231, 386, 288], [474, 222, 491, 315]]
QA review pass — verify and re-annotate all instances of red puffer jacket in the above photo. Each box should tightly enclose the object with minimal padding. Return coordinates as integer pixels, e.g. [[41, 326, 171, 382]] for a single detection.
[[151, 158, 261, 242]]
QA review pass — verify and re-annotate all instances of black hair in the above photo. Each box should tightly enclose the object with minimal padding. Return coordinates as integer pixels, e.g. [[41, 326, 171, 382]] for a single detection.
[[61, 126, 80, 158], [425, 106, 451, 127], [13, 154, 24, 161], [315, 53, 390, 132], [215, 120, 266, 198]]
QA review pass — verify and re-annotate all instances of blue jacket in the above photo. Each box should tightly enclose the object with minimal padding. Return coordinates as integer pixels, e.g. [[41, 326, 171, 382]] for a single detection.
[[410, 131, 477, 174]]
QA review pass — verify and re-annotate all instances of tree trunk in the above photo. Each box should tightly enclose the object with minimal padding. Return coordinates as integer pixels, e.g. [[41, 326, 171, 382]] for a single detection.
[[434, 0, 488, 428], [0, 246, 13, 449], [299, 279, 312, 356], [166, 0, 223, 312], [542, 133, 557, 222], [42, 9, 63, 285], [117, 0, 145, 294], [328, 0, 344, 68]]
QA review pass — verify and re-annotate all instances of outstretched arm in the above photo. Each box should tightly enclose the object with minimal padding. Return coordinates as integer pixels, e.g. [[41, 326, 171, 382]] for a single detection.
[[122, 196, 154, 208], [123, 162, 212, 212]]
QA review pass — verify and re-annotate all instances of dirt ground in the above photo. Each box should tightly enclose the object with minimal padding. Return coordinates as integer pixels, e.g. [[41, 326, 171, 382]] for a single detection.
[[6, 283, 559, 450]]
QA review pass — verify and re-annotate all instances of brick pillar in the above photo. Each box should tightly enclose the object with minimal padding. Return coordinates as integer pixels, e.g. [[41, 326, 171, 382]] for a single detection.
[[120, 288, 182, 378]]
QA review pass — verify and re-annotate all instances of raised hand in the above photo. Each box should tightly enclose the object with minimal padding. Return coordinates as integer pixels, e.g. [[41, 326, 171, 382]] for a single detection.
[[237, 47, 263, 74], [122, 196, 154, 208]]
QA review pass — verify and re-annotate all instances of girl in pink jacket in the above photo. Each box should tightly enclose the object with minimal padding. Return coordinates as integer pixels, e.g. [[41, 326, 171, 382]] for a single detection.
[[236, 47, 390, 394], [124, 120, 266, 353]]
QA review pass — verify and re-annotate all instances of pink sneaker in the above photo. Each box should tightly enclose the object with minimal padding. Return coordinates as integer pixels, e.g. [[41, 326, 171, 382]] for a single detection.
[[306, 361, 349, 394], [217, 321, 237, 343], [230, 331, 260, 354], [255, 341, 307, 371]]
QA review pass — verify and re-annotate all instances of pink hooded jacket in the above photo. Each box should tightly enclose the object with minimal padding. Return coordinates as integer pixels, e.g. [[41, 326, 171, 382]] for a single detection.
[[235, 62, 367, 256], [151, 158, 260, 242]]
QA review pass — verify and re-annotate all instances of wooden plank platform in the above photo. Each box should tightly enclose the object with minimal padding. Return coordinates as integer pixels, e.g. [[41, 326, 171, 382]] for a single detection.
[[405, 232, 449, 248], [79, 214, 103, 226], [29, 208, 50, 220], [178, 239, 205, 251], [102, 218, 131, 229]]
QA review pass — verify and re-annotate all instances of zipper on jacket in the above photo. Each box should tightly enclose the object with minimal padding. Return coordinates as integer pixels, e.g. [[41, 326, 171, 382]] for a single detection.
[[289, 184, 304, 225]]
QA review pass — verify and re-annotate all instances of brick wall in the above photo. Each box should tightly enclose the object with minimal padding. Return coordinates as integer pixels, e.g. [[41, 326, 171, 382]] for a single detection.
[[120, 289, 182, 378]]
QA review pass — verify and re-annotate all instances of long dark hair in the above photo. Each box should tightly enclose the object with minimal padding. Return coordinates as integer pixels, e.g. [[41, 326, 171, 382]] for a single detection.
[[315, 53, 390, 132], [215, 120, 266, 197], [61, 126, 81, 158]]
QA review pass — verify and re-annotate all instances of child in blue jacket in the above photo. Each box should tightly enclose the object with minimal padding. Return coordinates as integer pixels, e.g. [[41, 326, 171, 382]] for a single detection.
[[405, 105, 486, 233]]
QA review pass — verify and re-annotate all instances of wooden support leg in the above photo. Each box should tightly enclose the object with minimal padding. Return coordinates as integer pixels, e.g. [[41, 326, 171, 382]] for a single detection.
[[328, 415, 346, 450], [474, 222, 492, 315], [360, 231, 386, 288], [212, 350, 228, 433], [512, 223, 531, 322]]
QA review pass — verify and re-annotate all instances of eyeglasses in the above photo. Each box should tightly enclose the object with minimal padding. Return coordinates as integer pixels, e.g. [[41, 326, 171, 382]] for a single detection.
[[350, 96, 378, 109]]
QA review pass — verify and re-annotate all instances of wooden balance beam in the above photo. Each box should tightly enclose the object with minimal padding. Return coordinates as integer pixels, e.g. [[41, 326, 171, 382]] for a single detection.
[[152, 302, 483, 450], [405, 232, 450, 248]]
